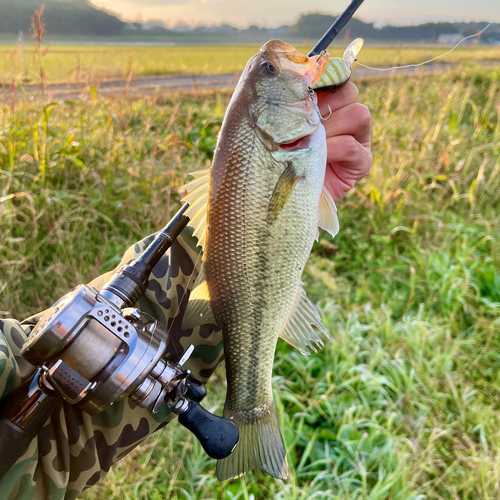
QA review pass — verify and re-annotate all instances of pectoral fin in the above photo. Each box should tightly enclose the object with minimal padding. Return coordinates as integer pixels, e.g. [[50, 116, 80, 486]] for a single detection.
[[182, 264, 217, 330], [317, 186, 339, 239], [268, 162, 302, 224], [279, 284, 330, 355]]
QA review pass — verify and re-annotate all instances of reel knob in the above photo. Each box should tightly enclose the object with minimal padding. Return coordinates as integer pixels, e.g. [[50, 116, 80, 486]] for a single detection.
[[184, 377, 208, 403], [176, 401, 239, 460]]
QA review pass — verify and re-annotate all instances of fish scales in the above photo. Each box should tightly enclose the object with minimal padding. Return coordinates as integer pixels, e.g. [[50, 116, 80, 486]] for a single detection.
[[181, 38, 363, 481]]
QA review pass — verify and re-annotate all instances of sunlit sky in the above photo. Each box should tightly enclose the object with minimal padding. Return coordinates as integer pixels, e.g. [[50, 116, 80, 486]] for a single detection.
[[89, 0, 500, 28]]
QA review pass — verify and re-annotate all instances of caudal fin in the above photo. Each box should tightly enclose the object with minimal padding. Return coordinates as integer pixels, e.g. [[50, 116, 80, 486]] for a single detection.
[[216, 402, 289, 481]]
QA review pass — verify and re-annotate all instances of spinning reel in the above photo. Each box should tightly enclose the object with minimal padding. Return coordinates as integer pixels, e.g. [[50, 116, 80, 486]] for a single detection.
[[0, 205, 238, 479]]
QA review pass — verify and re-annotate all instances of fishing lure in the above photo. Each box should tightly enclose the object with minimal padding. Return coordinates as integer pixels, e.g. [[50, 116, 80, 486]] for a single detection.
[[310, 38, 364, 92]]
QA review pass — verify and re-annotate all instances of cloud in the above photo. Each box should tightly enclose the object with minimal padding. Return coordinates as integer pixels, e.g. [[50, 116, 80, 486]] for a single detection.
[[92, 0, 500, 26]]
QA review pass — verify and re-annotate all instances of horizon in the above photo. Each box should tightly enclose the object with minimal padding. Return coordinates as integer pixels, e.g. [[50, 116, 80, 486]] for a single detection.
[[88, 0, 500, 28]]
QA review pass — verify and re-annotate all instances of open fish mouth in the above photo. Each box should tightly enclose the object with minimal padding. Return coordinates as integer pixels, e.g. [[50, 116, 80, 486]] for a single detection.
[[277, 134, 312, 152]]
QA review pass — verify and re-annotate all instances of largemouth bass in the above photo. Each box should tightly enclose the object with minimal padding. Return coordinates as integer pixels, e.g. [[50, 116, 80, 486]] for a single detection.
[[181, 39, 363, 481]]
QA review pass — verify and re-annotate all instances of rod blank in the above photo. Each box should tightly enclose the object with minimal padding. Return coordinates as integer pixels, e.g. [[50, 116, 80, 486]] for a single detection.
[[308, 0, 366, 57]]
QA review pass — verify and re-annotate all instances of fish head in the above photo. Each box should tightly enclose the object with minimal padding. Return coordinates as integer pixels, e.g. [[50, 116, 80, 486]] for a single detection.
[[254, 40, 322, 102], [240, 40, 327, 151]]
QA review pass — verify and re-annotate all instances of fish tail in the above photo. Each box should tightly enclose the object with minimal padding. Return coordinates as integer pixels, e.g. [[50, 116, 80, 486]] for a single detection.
[[216, 402, 289, 481]]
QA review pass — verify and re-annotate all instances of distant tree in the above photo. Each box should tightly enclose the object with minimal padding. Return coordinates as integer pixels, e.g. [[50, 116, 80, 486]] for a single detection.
[[289, 14, 462, 41], [289, 13, 377, 39], [0, 0, 124, 36], [483, 32, 500, 44]]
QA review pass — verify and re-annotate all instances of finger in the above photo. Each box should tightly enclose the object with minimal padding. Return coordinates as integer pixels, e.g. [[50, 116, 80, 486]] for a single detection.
[[326, 135, 373, 200], [324, 163, 357, 203], [317, 82, 359, 115], [323, 103, 371, 146], [326, 134, 373, 184]]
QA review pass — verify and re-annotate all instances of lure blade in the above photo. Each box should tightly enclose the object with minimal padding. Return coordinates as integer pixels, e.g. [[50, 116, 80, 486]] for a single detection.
[[343, 38, 364, 66]]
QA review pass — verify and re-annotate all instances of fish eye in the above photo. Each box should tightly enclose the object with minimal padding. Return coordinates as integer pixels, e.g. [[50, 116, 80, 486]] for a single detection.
[[260, 61, 278, 76]]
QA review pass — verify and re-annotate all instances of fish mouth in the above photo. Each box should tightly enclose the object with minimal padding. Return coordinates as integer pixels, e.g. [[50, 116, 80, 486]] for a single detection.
[[277, 134, 312, 152]]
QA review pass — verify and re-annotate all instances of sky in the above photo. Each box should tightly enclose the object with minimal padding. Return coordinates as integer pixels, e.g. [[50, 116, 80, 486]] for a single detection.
[[89, 0, 500, 28]]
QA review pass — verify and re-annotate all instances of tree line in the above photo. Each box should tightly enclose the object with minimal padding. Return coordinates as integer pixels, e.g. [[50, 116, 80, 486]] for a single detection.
[[289, 14, 499, 42], [0, 2, 497, 41], [0, 0, 124, 36]]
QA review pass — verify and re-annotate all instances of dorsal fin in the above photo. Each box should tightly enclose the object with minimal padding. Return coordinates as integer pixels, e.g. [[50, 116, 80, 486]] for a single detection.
[[181, 168, 211, 250], [317, 186, 339, 240], [279, 284, 330, 355], [181, 263, 217, 330]]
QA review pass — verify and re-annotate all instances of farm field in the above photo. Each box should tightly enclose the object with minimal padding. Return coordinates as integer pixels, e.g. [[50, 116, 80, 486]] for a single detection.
[[1, 65, 500, 499], [0, 43, 499, 84]]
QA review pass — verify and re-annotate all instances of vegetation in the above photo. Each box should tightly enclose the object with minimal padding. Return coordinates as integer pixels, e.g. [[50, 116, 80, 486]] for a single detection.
[[1, 42, 500, 85], [0, 0, 124, 36], [0, 1, 497, 43], [1, 57, 500, 500], [289, 14, 500, 42]]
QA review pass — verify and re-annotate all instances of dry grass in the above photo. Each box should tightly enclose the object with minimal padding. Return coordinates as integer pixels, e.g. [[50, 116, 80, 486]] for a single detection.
[[0, 42, 499, 85], [1, 65, 500, 499]]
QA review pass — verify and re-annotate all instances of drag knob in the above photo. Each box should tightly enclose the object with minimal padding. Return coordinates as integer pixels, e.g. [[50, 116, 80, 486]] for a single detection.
[[177, 401, 239, 460]]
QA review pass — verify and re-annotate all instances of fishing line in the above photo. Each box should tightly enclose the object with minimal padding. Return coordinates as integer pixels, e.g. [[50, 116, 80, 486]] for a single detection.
[[355, 23, 492, 72]]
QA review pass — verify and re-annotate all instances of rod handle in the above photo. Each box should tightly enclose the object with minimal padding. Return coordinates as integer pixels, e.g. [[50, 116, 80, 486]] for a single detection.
[[0, 373, 59, 480]]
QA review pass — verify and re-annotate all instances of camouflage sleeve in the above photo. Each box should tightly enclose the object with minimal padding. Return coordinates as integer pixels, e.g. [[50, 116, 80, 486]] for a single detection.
[[0, 230, 223, 500]]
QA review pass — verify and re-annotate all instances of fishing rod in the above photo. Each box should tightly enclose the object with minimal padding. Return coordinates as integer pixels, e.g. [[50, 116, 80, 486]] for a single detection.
[[0, 204, 239, 480], [0, 1, 366, 480], [308, 0, 366, 57]]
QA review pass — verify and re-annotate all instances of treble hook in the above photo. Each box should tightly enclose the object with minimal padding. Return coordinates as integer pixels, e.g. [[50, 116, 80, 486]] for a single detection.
[[307, 88, 333, 126], [321, 105, 333, 121], [306, 110, 321, 126]]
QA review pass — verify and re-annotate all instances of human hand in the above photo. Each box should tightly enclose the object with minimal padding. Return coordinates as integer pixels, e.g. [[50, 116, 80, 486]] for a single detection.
[[318, 82, 373, 203]]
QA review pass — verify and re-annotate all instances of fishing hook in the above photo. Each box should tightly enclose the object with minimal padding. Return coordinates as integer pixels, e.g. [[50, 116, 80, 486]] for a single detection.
[[321, 105, 333, 121], [307, 89, 332, 125], [306, 110, 321, 127]]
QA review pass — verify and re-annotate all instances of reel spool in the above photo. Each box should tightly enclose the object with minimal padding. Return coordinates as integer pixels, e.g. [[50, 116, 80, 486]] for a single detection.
[[22, 284, 175, 414]]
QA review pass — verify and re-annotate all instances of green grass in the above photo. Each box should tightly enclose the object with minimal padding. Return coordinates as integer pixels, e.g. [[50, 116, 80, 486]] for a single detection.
[[0, 43, 499, 84], [1, 67, 500, 499]]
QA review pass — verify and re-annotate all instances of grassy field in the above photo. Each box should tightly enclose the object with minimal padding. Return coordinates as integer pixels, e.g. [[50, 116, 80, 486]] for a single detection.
[[1, 65, 500, 499], [0, 42, 499, 84]]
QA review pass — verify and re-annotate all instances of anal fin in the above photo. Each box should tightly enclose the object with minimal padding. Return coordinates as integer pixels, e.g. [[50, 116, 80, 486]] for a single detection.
[[279, 284, 330, 355]]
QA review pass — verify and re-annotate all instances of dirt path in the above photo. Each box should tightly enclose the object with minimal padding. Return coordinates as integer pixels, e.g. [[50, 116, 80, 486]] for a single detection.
[[0, 63, 486, 101]]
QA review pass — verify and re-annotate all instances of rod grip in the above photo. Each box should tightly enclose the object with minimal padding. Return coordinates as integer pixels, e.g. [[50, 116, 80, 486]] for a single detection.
[[0, 374, 59, 480], [0, 418, 35, 479], [178, 401, 239, 460]]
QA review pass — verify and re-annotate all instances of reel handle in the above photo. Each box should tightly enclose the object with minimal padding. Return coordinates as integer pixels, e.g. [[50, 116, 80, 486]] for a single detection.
[[178, 401, 239, 460], [184, 376, 208, 403]]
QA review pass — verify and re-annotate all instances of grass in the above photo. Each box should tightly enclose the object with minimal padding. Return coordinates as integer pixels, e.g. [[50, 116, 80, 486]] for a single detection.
[[0, 42, 499, 84], [1, 62, 500, 499]]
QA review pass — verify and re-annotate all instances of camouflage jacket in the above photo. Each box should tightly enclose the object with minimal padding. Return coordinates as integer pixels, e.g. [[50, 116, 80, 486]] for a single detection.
[[0, 231, 224, 500]]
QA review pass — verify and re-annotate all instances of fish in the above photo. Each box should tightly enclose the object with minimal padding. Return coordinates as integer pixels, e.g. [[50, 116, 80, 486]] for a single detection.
[[181, 38, 362, 481]]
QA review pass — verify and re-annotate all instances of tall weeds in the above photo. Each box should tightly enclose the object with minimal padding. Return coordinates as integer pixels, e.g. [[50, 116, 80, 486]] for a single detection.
[[1, 68, 500, 499]]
